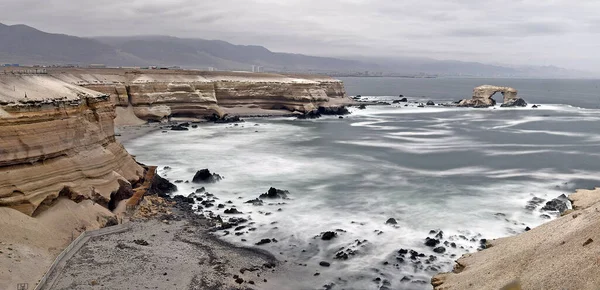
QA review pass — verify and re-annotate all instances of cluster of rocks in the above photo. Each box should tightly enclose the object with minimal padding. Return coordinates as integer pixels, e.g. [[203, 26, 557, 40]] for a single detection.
[[297, 106, 350, 119], [525, 194, 572, 217], [205, 114, 244, 123], [258, 187, 290, 199], [334, 239, 370, 261]]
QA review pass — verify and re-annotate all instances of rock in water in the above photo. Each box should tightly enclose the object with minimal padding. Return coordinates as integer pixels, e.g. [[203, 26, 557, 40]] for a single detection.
[[319, 261, 331, 267], [321, 231, 337, 240], [501, 98, 528, 107], [259, 187, 289, 199], [541, 194, 571, 213], [426, 101, 435, 106], [385, 218, 398, 225], [170, 124, 189, 131], [424, 237, 440, 247], [399, 97, 408, 102], [433, 246, 446, 254], [192, 169, 223, 183]]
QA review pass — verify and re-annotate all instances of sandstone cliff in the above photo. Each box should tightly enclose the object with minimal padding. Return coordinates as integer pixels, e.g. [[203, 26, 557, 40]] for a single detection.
[[0, 73, 144, 216], [47, 68, 351, 123]]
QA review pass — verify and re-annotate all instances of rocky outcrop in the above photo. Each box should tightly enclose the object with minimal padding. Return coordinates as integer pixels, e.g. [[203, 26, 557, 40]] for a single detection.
[[458, 85, 520, 107], [48, 69, 352, 123], [0, 74, 144, 216]]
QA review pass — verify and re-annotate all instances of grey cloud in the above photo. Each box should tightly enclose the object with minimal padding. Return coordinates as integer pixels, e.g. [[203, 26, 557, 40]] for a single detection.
[[0, 0, 598, 71]]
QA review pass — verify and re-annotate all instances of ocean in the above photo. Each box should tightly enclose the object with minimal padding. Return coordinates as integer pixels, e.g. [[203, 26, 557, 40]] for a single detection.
[[124, 77, 600, 290]]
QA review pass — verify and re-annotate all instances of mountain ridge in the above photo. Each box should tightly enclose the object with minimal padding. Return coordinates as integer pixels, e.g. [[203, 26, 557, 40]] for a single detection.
[[0, 23, 590, 78]]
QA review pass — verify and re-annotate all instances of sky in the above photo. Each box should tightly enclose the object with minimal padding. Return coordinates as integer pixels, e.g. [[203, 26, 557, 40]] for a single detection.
[[1, 0, 599, 71]]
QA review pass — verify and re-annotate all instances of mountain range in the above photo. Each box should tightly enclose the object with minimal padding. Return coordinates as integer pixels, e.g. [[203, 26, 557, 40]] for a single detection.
[[0, 23, 590, 78]]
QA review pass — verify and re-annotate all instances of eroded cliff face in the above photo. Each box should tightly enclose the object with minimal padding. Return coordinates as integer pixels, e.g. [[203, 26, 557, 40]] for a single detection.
[[0, 74, 144, 216], [49, 69, 350, 123]]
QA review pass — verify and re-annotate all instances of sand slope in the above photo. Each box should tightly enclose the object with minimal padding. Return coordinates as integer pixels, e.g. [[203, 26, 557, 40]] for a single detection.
[[433, 188, 600, 290]]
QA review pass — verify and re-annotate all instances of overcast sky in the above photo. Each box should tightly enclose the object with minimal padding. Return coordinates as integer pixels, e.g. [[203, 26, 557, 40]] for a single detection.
[[1, 0, 599, 71]]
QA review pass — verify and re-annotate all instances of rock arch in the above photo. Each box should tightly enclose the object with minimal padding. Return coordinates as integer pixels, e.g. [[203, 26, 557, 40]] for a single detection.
[[458, 85, 520, 107]]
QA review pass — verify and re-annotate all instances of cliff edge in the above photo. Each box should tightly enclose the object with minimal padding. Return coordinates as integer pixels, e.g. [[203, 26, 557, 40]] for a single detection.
[[0, 73, 144, 216], [44, 68, 351, 123]]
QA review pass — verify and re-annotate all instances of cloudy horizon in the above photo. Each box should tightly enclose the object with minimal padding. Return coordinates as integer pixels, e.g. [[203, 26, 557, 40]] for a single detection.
[[1, 0, 599, 72]]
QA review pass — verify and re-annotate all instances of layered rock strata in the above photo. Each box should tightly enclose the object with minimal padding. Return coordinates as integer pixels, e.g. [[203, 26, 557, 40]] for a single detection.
[[0, 74, 144, 216], [458, 85, 520, 107], [47, 68, 351, 123]]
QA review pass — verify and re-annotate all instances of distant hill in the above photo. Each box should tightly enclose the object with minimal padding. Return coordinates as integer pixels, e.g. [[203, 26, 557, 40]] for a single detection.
[[0, 23, 589, 78]]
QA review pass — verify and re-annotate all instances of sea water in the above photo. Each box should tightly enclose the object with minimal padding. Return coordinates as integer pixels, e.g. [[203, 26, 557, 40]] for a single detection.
[[124, 77, 600, 289]]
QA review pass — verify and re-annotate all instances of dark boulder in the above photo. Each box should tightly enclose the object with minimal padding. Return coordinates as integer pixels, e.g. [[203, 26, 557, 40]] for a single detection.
[[259, 187, 289, 199], [255, 239, 272, 246], [532, 105, 539, 108], [424, 237, 440, 247], [426, 101, 435, 106], [245, 198, 264, 205], [541, 194, 571, 213], [206, 114, 244, 123], [525, 197, 546, 211], [149, 173, 178, 198], [224, 208, 243, 214], [297, 110, 322, 119], [358, 104, 367, 110], [399, 97, 408, 102], [192, 169, 223, 183], [501, 98, 528, 107], [385, 218, 398, 225], [318, 106, 350, 115], [172, 195, 195, 204], [433, 246, 446, 254], [170, 124, 189, 131], [321, 231, 337, 241], [319, 261, 331, 267]]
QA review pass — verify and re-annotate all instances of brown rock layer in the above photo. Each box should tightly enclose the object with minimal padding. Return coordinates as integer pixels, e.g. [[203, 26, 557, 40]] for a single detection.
[[0, 74, 144, 216], [47, 68, 351, 122]]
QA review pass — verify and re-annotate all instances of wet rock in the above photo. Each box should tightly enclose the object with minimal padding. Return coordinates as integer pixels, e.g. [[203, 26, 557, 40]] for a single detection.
[[426, 101, 435, 106], [532, 105, 539, 108], [525, 197, 546, 211], [170, 124, 189, 131], [259, 187, 289, 199], [245, 198, 264, 206], [583, 238, 594, 246], [192, 169, 223, 183], [435, 231, 444, 239], [433, 246, 446, 254], [424, 237, 440, 247], [224, 208, 242, 214], [319, 261, 331, 267], [318, 106, 350, 116], [525, 227, 531, 231], [541, 194, 571, 213], [385, 218, 398, 225], [358, 104, 367, 110], [321, 231, 337, 241], [399, 97, 408, 102], [195, 187, 206, 194], [172, 195, 194, 204], [297, 111, 321, 119], [501, 98, 528, 107], [206, 114, 244, 123], [255, 239, 272, 246], [540, 214, 552, 219]]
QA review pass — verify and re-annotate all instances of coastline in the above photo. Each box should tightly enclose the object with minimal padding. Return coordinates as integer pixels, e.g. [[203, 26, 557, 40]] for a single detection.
[[432, 187, 600, 290], [46, 196, 282, 290]]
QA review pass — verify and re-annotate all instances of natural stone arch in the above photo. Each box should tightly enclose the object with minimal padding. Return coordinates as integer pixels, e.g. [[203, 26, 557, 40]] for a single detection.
[[458, 85, 521, 107]]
